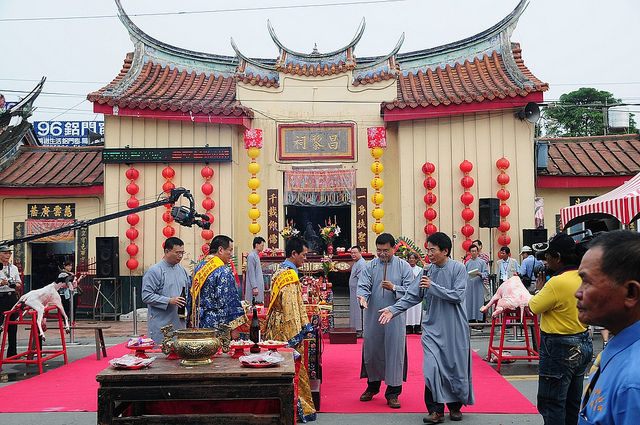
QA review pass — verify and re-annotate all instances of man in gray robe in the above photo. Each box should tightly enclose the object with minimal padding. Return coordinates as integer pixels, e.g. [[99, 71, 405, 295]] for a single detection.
[[356, 233, 414, 409], [244, 236, 265, 304], [465, 244, 488, 324], [379, 232, 474, 423], [349, 245, 366, 335], [142, 237, 189, 344]]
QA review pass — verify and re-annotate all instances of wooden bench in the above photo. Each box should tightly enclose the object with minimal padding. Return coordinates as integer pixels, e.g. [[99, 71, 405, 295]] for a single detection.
[[72, 324, 111, 359]]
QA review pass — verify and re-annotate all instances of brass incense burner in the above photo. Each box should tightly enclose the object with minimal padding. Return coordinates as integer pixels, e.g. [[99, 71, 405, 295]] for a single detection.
[[161, 324, 231, 366]]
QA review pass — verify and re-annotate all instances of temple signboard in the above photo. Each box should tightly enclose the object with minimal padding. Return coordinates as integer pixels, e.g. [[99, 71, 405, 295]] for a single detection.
[[278, 124, 355, 160]]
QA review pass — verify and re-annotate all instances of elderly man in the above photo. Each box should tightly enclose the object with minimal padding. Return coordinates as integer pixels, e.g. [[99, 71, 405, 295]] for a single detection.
[[0, 245, 22, 357], [357, 233, 414, 409], [576, 230, 640, 425], [529, 233, 592, 425]]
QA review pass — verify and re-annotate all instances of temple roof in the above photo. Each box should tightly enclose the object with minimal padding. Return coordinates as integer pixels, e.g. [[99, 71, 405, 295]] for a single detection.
[[538, 134, 640, 177], [87, 0, 546, 123], [0, 146, 104, 187]]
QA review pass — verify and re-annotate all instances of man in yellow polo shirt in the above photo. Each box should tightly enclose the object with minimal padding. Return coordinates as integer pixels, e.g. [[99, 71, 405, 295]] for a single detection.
[[529, 233, 593, 425]]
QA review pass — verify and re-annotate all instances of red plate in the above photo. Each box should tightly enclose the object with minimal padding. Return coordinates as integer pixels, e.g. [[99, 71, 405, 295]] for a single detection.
[[126, 343, 155, 350], [111, 363, 152, 370], [230, 342, 254, 349], [258, 342, 287, 350], [241, 361, 278, 368]]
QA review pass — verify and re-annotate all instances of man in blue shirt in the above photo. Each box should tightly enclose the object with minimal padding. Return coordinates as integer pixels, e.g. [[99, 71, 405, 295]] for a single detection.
[[575, 230, 640, 425], [519, 245, 542, 293]]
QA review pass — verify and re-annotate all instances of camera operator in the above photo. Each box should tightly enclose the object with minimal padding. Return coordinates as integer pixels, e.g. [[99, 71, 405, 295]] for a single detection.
[[528, 233, 593, 425], [0, 245, 22, 358]]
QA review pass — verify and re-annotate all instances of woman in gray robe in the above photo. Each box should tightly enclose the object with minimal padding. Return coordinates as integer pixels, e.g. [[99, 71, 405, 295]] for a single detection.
[[379, 232, 474, 423]]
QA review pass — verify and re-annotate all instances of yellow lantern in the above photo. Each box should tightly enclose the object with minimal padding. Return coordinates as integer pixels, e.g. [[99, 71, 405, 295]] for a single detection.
[[371, 208, 384, 220], [247, 147, 260, 159], [370, 162, 384, 174], [372, 222, 385, 234], [247, 162, 260, 174], [248, 177, 260, 190], [248, 208, 261, 220], [371, 177, 384, 190], [371, 192, 384, 205], [370, 147, 384, 159], [248, 222, 261, 234], [248, 193, 261, 205]]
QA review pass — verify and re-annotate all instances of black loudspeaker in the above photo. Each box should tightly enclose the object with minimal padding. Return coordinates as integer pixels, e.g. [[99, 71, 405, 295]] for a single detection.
[[96, 236, 119, 278], [479, 198, 500, 228], [522, 229, 548, 248]]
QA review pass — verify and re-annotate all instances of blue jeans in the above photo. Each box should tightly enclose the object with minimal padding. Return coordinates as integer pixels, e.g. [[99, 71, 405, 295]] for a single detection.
[[537, 331, 593, 425]]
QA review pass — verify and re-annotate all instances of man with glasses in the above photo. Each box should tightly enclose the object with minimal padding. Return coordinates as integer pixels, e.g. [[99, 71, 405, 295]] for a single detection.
[[379, 232, 474, 423], [357, 233, 414, 409], [0, 245, 22, 357], [187, 235, 247, 339], [142, 237, 189, 344]]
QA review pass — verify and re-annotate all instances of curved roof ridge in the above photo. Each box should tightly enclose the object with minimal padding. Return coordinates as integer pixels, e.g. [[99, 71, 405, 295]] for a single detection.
[[267, 17, 365, 59]]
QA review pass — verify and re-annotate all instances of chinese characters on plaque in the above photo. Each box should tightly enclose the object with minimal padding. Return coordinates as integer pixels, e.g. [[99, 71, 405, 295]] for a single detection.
[[278, 124, 354, 160], [267, 189, 279, 249], [355, 188, 368, 252], [13, 222, 25, 269]]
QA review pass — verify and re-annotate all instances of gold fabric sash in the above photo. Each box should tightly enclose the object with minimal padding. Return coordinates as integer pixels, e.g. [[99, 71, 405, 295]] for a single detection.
[[191, 256, 224, 300], [269, 268, 299, 311]]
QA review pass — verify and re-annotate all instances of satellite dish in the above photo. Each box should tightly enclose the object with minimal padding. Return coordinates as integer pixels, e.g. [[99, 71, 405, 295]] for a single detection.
[[87, 130, 104, 143], [515, 102, 540, 123]]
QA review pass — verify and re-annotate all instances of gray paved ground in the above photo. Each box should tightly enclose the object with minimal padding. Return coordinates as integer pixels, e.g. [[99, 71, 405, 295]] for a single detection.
[[0, 319, 607, 424]]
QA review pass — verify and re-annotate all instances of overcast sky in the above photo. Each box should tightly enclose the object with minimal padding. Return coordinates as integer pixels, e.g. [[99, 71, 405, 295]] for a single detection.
[[2, 0, 640, 124]]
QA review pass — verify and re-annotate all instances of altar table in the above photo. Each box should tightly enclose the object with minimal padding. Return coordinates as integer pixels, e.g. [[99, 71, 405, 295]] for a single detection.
[[96, 350, 295, 425]]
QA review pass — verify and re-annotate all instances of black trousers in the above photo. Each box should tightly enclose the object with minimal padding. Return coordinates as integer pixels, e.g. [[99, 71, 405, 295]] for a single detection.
[[0, 291, 19, 357], [424, 385, 462, 414], [367, 380, 402, 399]]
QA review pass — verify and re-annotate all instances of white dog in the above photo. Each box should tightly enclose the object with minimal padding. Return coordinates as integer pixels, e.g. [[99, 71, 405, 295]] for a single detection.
[[11, 280, 72, 341]]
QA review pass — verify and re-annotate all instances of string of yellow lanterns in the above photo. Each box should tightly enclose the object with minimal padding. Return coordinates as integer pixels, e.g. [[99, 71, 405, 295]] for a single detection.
[[245, 129, 263, 236], [125, 166, 140, 271], [496, 157, 512, 246], [368, 127, 386, 235]]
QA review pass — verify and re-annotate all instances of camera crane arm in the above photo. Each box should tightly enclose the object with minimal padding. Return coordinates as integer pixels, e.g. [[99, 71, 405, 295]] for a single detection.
[[0, 187, 210, 247]]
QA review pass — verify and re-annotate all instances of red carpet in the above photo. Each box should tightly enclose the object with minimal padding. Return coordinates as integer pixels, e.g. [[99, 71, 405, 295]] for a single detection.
[[320, 334, 538, 414], [0, 335, 537, 414]]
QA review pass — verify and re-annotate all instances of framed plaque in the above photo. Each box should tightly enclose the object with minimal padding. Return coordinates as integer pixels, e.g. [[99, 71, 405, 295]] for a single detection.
[[278, 124, 355, 160]]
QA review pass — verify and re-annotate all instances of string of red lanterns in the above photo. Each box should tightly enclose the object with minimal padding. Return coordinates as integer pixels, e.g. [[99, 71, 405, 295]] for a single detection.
[[422, 162, 437, 249], [200, 165, 215, 254], [496, 157, 512, 246], [459, 160, 475, 252], [161, 166, 176, 239], [125, 167, 140, 271], [368, 127, 386, 235]]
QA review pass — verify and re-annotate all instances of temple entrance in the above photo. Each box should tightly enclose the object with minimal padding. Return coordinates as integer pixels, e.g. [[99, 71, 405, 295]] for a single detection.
[[285, 205, 351, 254]]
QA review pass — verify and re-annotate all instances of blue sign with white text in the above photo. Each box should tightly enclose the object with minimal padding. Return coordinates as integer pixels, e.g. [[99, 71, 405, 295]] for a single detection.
[[34, 121, 104, 146]]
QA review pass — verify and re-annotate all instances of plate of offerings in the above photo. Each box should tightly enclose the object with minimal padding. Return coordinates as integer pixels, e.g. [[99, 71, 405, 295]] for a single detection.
[[230, 340, 254, 357], [239, 351, 285, 368], [109, 354, 156, 370], [126, 337, 156, 358], [258, 340, 288, 351]]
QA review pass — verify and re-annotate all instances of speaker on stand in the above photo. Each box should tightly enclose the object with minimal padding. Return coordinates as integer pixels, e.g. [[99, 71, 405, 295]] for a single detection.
[[522, 229, 548, 249], [479, 198, 500, 298], [94, 237, 121, 319]]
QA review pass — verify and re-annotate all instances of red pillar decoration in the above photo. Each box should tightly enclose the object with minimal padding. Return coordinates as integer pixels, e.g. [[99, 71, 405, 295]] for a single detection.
[[125, 167, 140, 271], [201, 165, 215, 255], [459, 160, 475, 252], [496, 157, 512, 246], [161, 166, 176, 239], [422, 162, 437, 249]]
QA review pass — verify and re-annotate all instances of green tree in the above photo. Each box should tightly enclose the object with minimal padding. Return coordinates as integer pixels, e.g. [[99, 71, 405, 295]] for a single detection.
[[541, 87, 636, 137]]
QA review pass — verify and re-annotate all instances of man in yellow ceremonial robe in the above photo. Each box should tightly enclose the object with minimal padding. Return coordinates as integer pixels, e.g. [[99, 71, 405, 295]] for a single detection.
[[264, 237, 316, 422]]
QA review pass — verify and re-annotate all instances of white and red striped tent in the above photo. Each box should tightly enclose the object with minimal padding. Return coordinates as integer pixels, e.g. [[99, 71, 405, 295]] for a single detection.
[[561, 172, 640, 230]]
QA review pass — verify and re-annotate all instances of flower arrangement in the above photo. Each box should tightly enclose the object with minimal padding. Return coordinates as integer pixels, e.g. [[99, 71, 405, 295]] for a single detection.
[[320, 255, 334, 276], [271, 220, 300, 240], [319, 218, 340, 244], [394, 237, 426, 267]]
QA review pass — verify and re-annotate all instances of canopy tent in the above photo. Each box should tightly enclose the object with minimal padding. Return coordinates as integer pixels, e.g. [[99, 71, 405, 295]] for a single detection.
[[561, 172, 640, 230]]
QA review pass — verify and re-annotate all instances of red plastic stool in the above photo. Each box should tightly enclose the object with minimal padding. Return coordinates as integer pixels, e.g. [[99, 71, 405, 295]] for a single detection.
[[0, 304, 68, 374], [486, 307, 539, 372]]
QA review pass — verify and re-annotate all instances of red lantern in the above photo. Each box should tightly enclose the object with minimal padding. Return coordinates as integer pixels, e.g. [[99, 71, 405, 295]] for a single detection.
[[423, 177, 437, 190], [202, 243, 211, 254], [202, 198, 215, 210], [163, 181, 175, 193], [125, 168, 139, 180], [201, 229, 214, 240], [244, 128, 264, 149], [499, 204, 511, 217], [459, 160, 473, 173], [462, 239, 473, 252], [125, 227, 139, 241], [498, 221, 511, 232], [126, 214, 139, 226], [497, 172, 510, 185], [201, 166, 214, 180], [496, 157, 510, 170], [126, 243, 139, 256], [162, 226, 175, 238], [162, 166, 175, 179], [162, 211, 173, 223], [204, 213, 215, 224], [426, 223, 438, 235], [201, 182, 214, 196], [497, 188, 510, 201], [126, 182, 139, 196], [126, 197, 139, 209], [460, 192, 474, 206], [424, 193, 437, 205], [367, 127, 387, 148], [126, 258, 139, 270], [424, 208, 437, 221], [461, 224, 474, 237], [461, 176, 474, 189], [461, 207, 474, 222], [422, 162, 435, 174], [498, 234, 512, 246]]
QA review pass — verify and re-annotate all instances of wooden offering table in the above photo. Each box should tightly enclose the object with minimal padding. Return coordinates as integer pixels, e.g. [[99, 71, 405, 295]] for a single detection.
[[96, 350, 295, 425]]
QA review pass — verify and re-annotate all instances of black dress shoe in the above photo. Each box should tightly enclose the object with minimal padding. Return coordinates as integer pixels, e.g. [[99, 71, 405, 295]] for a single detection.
[[387, 398, 401, 408], [423, 412, 445, 423], [450, 411, 463, 421], [360, 390, 378, 401]]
